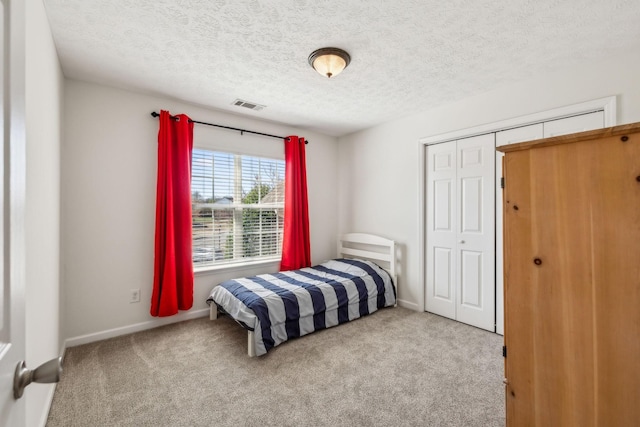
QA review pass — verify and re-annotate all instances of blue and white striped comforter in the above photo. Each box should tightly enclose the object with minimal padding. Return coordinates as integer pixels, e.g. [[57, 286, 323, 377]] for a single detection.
[[206, 258, 396, 356]]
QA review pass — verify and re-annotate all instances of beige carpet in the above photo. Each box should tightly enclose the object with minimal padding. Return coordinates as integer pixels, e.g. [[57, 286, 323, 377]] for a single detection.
[[47, 307, 505, 426]]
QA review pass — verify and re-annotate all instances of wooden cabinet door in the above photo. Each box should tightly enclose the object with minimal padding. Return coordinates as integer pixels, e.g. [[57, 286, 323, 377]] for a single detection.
[[587, 133, 640, 425], [503, 133, 640, 426]]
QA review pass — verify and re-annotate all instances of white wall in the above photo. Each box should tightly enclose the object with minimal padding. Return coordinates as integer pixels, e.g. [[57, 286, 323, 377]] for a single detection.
[[338, 50, 640, 310], [62, 80, 339, 341], [25, 0, 63, 425]]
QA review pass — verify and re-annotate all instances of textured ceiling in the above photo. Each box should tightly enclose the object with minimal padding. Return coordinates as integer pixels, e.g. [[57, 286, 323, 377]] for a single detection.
[[43, 0, 640, 137]]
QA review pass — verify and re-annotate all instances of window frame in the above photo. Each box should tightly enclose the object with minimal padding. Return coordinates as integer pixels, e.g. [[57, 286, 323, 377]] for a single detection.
[[191, 147, 285, 273]]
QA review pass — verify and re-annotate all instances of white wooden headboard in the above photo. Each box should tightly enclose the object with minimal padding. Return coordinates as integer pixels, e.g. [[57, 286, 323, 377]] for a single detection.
[[337, 233, 397, 286]]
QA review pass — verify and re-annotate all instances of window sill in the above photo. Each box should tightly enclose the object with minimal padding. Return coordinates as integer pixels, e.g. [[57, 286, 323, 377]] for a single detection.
[[194, 258, 281, 276]]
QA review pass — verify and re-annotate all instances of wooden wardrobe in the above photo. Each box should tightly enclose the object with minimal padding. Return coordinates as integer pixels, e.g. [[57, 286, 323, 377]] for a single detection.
[[498, 122, 640, 426]]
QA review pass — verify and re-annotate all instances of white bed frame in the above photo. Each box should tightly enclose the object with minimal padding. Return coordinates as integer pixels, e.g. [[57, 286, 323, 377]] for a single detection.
[[209, 233, 397, 357]]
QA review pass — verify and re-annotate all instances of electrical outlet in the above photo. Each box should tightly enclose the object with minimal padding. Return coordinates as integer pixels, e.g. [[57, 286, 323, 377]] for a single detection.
[[130, 288, 140, 303]]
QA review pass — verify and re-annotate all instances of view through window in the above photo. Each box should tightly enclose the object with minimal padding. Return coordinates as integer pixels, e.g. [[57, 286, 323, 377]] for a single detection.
[[191, 148, 285, 268]]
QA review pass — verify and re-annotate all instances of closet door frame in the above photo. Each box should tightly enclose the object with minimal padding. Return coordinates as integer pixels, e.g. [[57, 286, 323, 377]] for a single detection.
[[418, 96, 617, 327]]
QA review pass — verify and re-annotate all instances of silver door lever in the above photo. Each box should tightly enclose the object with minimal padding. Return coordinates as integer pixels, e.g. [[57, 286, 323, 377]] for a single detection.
[[14, 357, 62, 399]]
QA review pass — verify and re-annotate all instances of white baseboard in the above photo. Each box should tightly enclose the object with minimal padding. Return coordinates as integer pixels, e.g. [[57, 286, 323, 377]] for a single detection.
[[397, 299, 419, 311], [59, 342, 67, 361], [65, 308, 210, 348]]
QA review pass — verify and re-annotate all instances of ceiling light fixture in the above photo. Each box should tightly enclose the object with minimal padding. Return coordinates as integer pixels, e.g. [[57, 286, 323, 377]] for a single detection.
[[308, 47, 351, 79]]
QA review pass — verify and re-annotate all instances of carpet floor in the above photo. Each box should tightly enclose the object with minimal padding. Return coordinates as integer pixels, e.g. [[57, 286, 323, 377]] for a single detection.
[[47, 307, 505, 426]]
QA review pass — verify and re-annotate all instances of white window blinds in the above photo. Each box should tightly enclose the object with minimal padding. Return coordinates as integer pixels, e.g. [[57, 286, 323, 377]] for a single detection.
[[191, 148, 285, 268]]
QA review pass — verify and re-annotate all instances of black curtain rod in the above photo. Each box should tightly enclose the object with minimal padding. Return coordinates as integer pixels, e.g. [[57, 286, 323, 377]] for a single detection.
[[150, 112, 308, 144]]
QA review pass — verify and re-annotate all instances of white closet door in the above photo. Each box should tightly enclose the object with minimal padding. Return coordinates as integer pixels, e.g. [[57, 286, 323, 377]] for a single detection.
[[495, 124, 544, 335], [425, 142, 457, 319], [455, 134, 495, 331], [426, 134, 495, 331], [543, 111, 604, 137]]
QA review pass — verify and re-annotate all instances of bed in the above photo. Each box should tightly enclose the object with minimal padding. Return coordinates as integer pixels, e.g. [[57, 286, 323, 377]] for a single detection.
[[206, 233, 397, 356]]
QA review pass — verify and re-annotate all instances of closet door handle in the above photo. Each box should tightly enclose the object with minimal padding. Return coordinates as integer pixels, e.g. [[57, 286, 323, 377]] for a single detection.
[[459, 240, 465, 244]]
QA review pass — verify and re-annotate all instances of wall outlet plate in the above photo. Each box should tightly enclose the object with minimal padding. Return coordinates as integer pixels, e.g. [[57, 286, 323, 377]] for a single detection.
[[130, 288, 140, 303]]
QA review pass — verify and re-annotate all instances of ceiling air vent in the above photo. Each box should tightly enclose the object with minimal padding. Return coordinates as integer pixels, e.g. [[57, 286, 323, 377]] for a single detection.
[[232, 99, 265, 111]]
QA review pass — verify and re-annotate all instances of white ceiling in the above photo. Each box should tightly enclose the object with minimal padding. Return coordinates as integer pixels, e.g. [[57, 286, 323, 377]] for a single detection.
[[43, 0, 640, 137]]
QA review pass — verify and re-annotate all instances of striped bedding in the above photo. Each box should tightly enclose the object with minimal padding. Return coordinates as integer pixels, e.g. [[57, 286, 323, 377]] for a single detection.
[[206, 258, 396, 356]]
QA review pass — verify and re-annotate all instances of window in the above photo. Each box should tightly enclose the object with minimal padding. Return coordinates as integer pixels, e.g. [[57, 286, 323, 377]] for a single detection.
[[191, 148, 285, 268]]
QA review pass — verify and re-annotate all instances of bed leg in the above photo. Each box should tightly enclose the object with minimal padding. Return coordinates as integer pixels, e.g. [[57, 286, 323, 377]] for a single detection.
[[209, 304, 218, 320], [247, 331, 256, 357]]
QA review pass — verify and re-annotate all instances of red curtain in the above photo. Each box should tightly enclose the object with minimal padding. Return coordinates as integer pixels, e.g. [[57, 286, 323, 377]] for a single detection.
[[150, 110, 194, 317], [280, 136, 311, 271]]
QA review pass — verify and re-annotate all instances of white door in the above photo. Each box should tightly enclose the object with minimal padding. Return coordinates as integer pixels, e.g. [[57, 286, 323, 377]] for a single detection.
[[426, 134, 495, 331], [0, 0, 27, 425], [495, 124, 543, 335], [455, 134, 495, 330], [425, 142, 457, 320]]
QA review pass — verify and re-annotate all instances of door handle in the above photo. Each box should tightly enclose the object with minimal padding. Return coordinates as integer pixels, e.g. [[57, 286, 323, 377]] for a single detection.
[[14, 357, 62, 399], [459, 240, 465, 244]]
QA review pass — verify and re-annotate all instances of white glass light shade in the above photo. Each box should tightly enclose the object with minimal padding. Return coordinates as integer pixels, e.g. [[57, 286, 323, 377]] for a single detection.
[[308, 48, 351, 78]]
